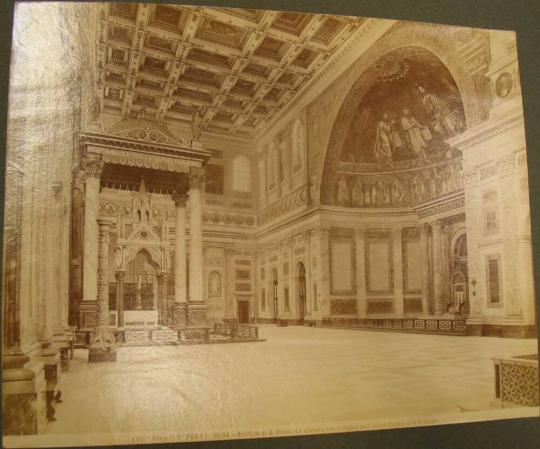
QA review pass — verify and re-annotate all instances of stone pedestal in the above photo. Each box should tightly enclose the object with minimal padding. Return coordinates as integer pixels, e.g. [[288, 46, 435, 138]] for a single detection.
[[2, 353, 47, 435], [174, 302, 188, 328], [37, 342, 62, 422], [179, 326, 210, 342], [178, 302, 210, 342], [186, 301, 208, 326], [88, 330, 117, 362], [53, 328, 74, 372]]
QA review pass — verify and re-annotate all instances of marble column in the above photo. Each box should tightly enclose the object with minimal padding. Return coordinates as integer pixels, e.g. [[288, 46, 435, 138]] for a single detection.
[[188, 167, 204, 303], [172, 191, 188, 327], [224, 248, 236, 322], [88, 219, 116, 363], [134, 278, 143, 310], [157, 273, 164, 325], [161, 273, 170, 326], [80, 158, 103, 332], [82, 158, 103, 305], [115, 271, 125, 327], [1, 137, 39, 434], [431, 220, 444, 315], [185, 167, 208, 331], [419, 224, 431, 315]]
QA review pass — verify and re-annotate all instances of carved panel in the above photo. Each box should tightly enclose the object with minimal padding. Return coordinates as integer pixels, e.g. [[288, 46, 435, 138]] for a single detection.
[[365, 232, 393, 294], [367, 300, 394, 314], [404, 297, 423, 313], [330, 299, 357, 315], [329, 234, 355, 294], [403, 230, 422, 293]]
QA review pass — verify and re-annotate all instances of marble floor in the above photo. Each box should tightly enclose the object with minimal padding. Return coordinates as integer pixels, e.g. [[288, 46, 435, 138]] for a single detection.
[[33, 326, 539, 444]]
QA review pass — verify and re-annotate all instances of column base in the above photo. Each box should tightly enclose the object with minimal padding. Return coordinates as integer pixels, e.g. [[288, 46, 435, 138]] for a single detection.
[[186, 302, 208, 326], [37, 341, 63, 422], [88, 327, 117, 363], [177, 302, 210, 342], [174, 303, 188, 328], [2, 353, 48, 435]]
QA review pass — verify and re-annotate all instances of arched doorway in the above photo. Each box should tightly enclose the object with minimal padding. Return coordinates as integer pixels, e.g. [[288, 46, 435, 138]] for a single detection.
[[449, 232, 469, 315], [296, 262, 307, 324], [122, 249, 161, 326]]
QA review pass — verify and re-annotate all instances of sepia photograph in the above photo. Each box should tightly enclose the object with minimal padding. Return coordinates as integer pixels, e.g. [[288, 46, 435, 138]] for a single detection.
[[1, 1, 539, 447]]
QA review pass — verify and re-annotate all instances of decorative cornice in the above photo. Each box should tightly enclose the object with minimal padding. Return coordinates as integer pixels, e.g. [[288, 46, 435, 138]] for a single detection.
[[80, 131, 210, 156], [257, 184, 310, 227], [202, 211, 256, 227], [447, 102, 524, 152], [415, 192, 465, 220]]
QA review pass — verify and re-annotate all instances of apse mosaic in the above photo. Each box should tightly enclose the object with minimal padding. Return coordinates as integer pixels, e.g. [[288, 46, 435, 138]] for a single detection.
[[341, 48, 466, 165]]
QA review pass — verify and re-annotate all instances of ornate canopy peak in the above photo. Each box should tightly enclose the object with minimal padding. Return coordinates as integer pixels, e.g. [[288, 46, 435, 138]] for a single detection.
[[108, 113, 190, 147]]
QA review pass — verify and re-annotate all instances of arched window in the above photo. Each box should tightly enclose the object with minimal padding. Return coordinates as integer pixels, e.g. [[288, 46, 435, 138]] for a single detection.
[[232, 155, 251, 192]]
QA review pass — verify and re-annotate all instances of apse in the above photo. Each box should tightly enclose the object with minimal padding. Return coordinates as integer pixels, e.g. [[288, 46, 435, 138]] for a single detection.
[[322, 47, 467, 208], [341, 48, 466, 164]]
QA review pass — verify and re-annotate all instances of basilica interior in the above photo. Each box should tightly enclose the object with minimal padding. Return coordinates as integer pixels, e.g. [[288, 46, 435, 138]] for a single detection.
[[2, 1, 538, 439]]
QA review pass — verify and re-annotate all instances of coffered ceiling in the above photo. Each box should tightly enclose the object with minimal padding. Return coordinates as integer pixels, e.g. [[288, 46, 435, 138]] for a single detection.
[[96, 3, 366, 138]]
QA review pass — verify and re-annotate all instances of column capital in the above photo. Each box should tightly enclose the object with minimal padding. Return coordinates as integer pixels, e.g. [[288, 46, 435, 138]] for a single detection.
[[172, 191, 188, 208], [354, 226, 366, 235], [431, 219, 443, 231], [97, 218, 114, 232], [115, 271, 126, 281], [85, 159, 104, 179], [189, 167, 205, 190], [311, 227, 330, 238]]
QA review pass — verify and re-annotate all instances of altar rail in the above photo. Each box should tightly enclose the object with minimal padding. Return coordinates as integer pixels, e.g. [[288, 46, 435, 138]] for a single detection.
[[319, 317, 467, 335], [493, 355, 539, 407], [213, 323, 259, 340]]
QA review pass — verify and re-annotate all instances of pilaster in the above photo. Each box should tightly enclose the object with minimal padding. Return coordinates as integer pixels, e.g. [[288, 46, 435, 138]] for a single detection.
[[392, 228, 404, 316]]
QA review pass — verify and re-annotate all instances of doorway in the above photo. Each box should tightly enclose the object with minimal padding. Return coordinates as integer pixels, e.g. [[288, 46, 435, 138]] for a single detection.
[[450, 232, 469, 315], [297, 262, 307, 324], [238, 301, 250, 324]]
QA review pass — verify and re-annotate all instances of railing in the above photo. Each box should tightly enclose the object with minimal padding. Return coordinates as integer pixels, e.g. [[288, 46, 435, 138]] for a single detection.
[[213, 323, 259, 340], [493, 355, 539, 407], [321, 317, 467, 334]]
